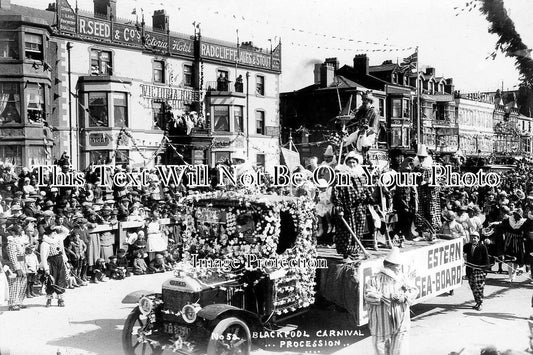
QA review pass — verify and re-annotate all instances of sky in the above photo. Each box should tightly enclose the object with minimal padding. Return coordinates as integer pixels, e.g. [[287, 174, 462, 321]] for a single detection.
[[12, 0, 533, 93]]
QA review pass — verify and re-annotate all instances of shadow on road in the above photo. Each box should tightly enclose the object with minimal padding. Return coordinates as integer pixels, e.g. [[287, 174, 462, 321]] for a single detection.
[[47, 318, 125, 355]]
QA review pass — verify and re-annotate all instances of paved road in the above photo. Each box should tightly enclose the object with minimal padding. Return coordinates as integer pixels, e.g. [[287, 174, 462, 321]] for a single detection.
[[0, 270, 531, 355]]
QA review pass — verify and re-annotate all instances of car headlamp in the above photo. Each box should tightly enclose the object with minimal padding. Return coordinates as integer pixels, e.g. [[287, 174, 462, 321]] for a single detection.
[[139, 297, 153, 315], [181, 304, 200, 323]]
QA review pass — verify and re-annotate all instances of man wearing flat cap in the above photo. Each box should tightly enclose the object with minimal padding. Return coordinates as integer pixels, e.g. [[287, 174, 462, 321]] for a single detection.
[[364, 247, 419, 354]]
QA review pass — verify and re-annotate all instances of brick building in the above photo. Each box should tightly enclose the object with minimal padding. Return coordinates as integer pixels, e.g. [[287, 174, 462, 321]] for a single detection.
[[0, 0, 281, 169]]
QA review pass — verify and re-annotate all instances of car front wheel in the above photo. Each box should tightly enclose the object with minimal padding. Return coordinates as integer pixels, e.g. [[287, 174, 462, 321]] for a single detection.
[[207, 316, 251, 355], [122, 306, 163, 355]]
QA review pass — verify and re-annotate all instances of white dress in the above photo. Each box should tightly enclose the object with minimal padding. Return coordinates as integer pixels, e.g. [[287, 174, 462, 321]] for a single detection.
[[146, 221, 167, 252]]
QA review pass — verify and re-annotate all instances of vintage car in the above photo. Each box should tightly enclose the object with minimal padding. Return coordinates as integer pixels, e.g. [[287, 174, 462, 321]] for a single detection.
[[122, 191, 318, 354]]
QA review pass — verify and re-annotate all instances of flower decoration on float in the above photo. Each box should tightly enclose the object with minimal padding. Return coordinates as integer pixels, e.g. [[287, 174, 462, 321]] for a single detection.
[[178, 191, 318, 311]]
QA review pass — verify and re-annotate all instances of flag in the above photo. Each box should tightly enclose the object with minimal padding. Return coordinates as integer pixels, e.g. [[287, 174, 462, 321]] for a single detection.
[[131, 8, 136, 15], [401, 51, 418, 71]]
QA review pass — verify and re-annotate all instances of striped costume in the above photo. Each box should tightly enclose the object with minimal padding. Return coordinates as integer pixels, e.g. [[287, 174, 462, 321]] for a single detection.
[[6, 236, 28, 307], [464, 242, 489, 305], [364, 267, 419, 355], [332, 173, 371, 257], [416, 168, 441, 231]]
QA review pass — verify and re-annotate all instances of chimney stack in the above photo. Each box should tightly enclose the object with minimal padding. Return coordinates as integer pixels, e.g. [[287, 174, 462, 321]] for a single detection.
[[353, 54, 369, 75], [93, 0, 116, 20], [152, 10, 169, 32], [425, 67, 435, 77], [319, 62, 335, 88]]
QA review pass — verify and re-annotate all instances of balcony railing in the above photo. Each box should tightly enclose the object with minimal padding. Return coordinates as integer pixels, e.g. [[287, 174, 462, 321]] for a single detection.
[[205, 81, 244, 94]]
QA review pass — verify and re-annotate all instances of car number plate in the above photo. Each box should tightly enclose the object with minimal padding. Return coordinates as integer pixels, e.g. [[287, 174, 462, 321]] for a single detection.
[[163, 323, 190, 337]]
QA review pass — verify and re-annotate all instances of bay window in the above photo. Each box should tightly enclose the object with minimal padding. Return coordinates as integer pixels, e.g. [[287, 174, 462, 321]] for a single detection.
[[213, 105, 230, 132], [113, 92, 128, 127], [0, 145, 22, 166], [26, 83, 45, 123], [0, 32, 18, 59], [24, 33, 43, 61], [89, 150, 110, 165], [88, 92, 108, 127], [0, 83, 21, 124], [391, 99, 401, 118]]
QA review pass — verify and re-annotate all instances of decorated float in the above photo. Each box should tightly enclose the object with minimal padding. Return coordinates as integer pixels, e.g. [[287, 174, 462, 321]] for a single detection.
[[122, 191, 319, 354]]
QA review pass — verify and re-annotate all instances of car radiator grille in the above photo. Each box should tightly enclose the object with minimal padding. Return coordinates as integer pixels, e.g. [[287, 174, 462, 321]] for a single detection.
[[162, 288, 199, 313]]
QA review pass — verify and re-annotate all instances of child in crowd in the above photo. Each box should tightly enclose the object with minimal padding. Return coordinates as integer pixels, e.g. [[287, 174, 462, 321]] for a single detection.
[[116, 248, 131, 277], [25, 245, 39, 298], [148, 253, 169, 273], [107, 255, 126, 280], [162, 250, 177, 268], [65, 232, 87, 279], [133, 251, 148, 275], [91, 258, 108, 283]]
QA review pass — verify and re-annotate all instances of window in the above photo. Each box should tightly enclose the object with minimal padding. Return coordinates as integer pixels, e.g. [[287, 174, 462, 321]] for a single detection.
[[0, 83, 21, 123], [0, 32, 18, 59], [216, 70, 229, 91], [213, 105, 230, 132], [184, 65, 193, 87], [255, 110, 265, 135], [391, 99, 401, 118], [90, 49, 112, 75], [115, 150, 129, 166], [24, 34, 43, 61], [378, 99, 385, 117], [0, 145, 22, 166], [26, 83, 45, 123], [403, 99, 410, 118], [152, 101, 166, 129], [214, 151, 230, 163], [256, 75, 265, 95], [153, 60, 164, 83], [234, 106, 244, 133], [27, 146, 49, 166], [392, 73, 397, 84], [88, 92, 108, 127], [89, 150, 110, 165], [256, 154, 265, 167], [113, 92, 128, 127], [391, 126, 409, 147]]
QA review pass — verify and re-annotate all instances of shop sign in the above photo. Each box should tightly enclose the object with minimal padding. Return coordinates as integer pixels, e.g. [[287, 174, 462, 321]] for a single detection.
[[170, 37, 194, 57], [89, 132, 111, 147], [144, 31, 169, 52], [357, 238, 463, 325], [201, 42, 273, 70], [113, 23, 142, 45], [58, 0, 76, 33], [140, 84, 200, 104], [78, 16, 111, 40]]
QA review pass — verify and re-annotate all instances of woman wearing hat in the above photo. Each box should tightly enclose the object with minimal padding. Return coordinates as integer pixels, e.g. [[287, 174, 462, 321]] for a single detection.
[[414, 144, 442, 233], [332, 152, 372, 259], [145, 211, 167, 261], [497, 208, 527, 282], [364, 247, 419, 354]]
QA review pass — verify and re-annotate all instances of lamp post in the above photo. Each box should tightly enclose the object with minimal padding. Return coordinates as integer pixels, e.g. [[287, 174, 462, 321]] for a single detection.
[[67, 42, 73, 167]]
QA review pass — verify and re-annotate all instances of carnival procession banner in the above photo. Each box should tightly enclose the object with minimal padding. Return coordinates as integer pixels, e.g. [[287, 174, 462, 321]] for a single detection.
[[357, 238, 464, 325]]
